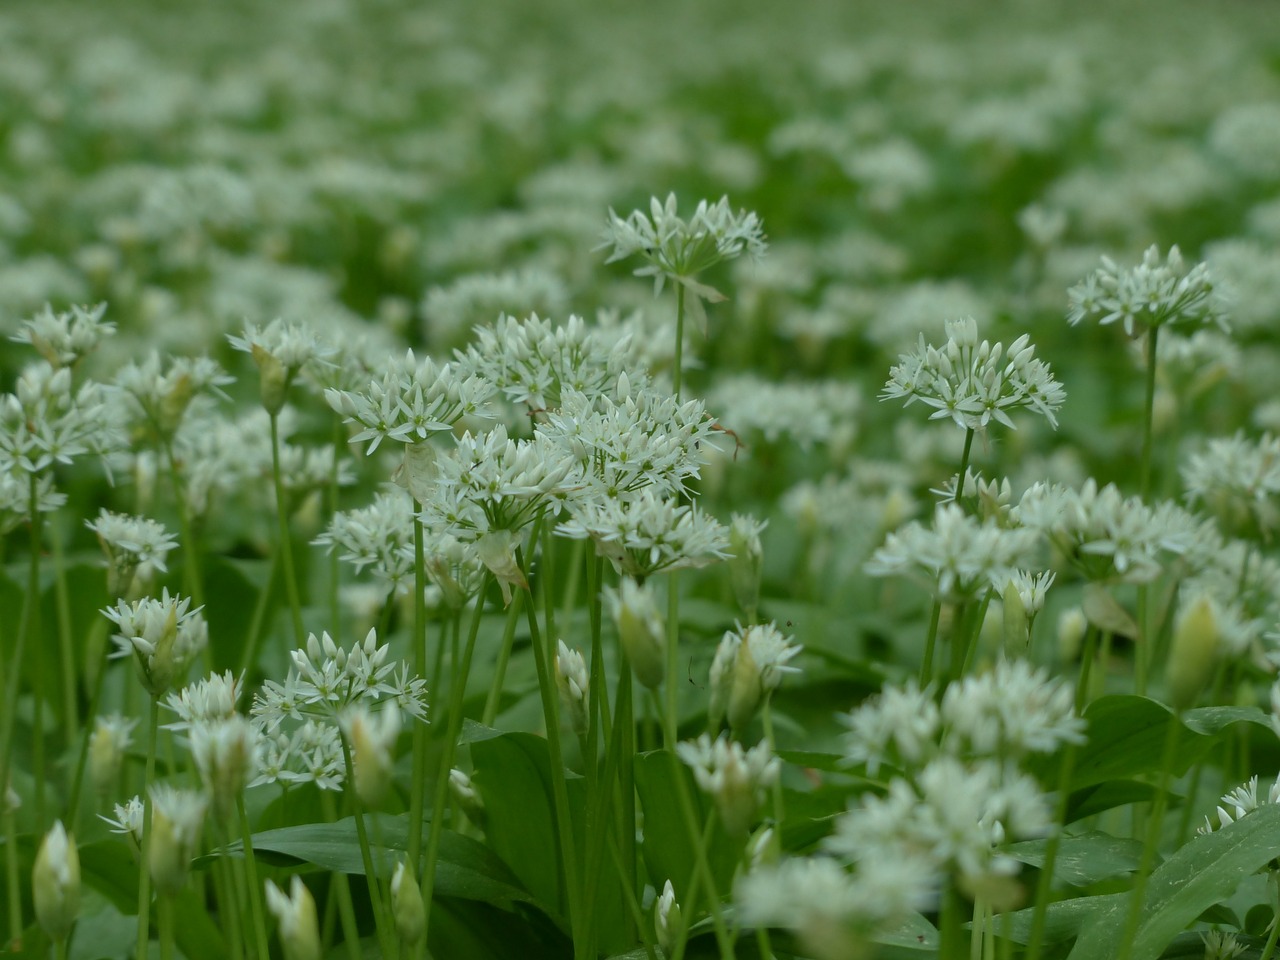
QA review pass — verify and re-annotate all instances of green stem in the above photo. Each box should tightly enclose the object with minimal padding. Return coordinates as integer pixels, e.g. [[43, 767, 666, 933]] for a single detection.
[[65, 620, 112, 828], [1139, 326, 1159, 500], [340, 738, 395, 959], [920, 599, 943, 687], [671, 793, 732, 960], [319, 791, 362, 960], [970, 897, 985, 960], [1024, 739, 1080, 960], [4, 799, 19, 950], [407, 519, 428, 884], [237, 553, 279, 679], [604, 828, 659, 960], [1260, 874, 1280, 960], [158, 894, 175, 960], [480, 589, 525, 727], [1075, 627, 1100, 714], [161, 438, 204, 610], [137, 698, 160, 960], [212, 833, 245, 960], [236, 796, 272, 960], [420, 574, 490, 947], [665, 574, 681, 749], [329, 413, 345, 635], [956, 427, 975, 504], [270, 412, 306, 647], [50, 518, 77, 749], [518, 544, 585, 958], [1116, 705, 1183, 960], [673, 283, 686, 399], [939, 883, 966, 960], [0, 477, 43, 828], [760, 696, 785, 826]]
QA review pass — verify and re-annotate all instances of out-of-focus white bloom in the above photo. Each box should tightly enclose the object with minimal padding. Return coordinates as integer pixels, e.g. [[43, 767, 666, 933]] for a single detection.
[[727, 513, 767, 618], [706, 375, 861, 452], [391, 861, 425, 947], [33, 820, 79, 941], [1066, 244, 1227, 337], [941, 659, 1085, 758], [86, 509, 178, 596], [866, 503, 1039, 600], [103, 589, 208, 697], [1184, 432, 1280, 538], [114, 351, 233, 440], [880, 317, 1065, 432], [1201, 929, 1247, 960], [88, 714, 136, 796], [421, 267, 569, 353], [11, 302, 114, 368], [842, 679, 941, 776], [603, 577, 666, 689], [265, 876, 321, 960], [675, 734, 780, 837], [599, 193, 767, 302], [340, 703, 401, 808], [148, 785, 207, 895], [190, 715, 261, 822]]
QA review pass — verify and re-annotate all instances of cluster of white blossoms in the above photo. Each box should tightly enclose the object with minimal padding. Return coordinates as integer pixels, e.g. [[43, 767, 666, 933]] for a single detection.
[[103, 589, 209, 697], [113, 351, 234, 442], [880, 317, 1065, 433], [85, 509, 178, 596], [455, 312, 638, 414], [324, 351, 495, 454], [1066, 244, 1228, 337], [739, 661, 1081, 950], [1014, 479, 1202, 583], [599, 193, 767, 300], [707, 621, 804, 731], [314, 488, 417, 592], [675, 734, 780, 838], [1198, 773, 1280, 835], [706, 374, 862, 452], [0, 360, 122, 476], [1183, 431, 1280, 538], [865, 503, 1040, 600], [9, 302, 115, 368]]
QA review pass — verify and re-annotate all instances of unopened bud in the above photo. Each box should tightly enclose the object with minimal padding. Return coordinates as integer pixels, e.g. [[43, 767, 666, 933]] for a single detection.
[[1057, 606, 1088, 661], [33, 821, 79, 942], [655, 880, 681, 953], [449, 768, 486, 829], [342, 705, 401, 809], [605, 579, 665, 689], [728, 514, 766, 620], [555, 640, 590, 737], [253, 343, 290, 415], [149, 787, 206, 897], [1168, 594, 1221, 712], [391, 861, 426, 947], [1003, 580, 1028, 655], [89, 715, 135, 797], [265, 877, 321, 960]]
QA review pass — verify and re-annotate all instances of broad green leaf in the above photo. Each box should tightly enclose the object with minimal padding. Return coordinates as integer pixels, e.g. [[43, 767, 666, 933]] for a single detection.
[[1052, 696, 1214, 789], [1068, 801, 1280, 959], [428, 896, 570, 960], [633, 750, 742, 905], [1006, 832, 1143, 887], [1066, 780, 1159, 823], [1003, 893, 1124, 946], [216, 814, 544, 910]]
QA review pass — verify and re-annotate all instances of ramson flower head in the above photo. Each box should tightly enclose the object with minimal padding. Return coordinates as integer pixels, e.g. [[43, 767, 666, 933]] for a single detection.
[[599, 193, 767, 302], [880, 317, 1065, 433], [11, 302, 115, 368], [86, 509, 178, 596], [1066, 244, 1228, 337], [103, 589, 208, 697]]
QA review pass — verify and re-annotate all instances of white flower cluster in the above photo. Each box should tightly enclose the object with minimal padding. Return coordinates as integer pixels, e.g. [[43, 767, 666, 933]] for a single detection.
[[865, 503, 1040, 600], [1198, 773, 1280, 835], [85, 508, 178, 595], [1066, 244, 1228, 337], [706, 374, 861, 452], [708, 621, 803, 731], [1014, 479, 1201, 583], [114, 352, 234, 441], [456, 312, 637, 413], [10, 302, 115, 368], [599, 193, 767, 298], [103, 589, 208, 697], [0, 362, 122, 476], [313, 489, 416, 591], [675, 734, 780, 837], [1183, 432, 1280, 537], [324, 351, 494, 454], [880, 317, 1065, 432]]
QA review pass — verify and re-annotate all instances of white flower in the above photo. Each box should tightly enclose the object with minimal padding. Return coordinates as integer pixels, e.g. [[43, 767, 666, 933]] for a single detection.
[[1066, 244, 1228, 337], [555, 640, 590, 736], [599, 193, 767, 300], [163, 671, 243, 730], [86, 509, 178, 595], [941, 659, 1085, 758], [675, 734, 779, 837], [11, 302, 114, 367], [100, 796, 145, 846], [114, 352, 234, 440], [102, 589, 208, 697], [880, 317, 1065, 432], [314, 489, 416, 591], [190, 715, 261, 822], [842, 679, 940, 776], [708, 621, 803, 731], [265, 876, 321, 960]]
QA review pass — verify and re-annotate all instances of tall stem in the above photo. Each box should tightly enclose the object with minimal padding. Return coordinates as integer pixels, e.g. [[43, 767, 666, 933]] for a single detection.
[[407, 518, 428, 882], [340, 738, 394, 959], [1024, 738, 1080, 960], [136, 698, 160, 960], [270, 412, 306, 647], [919, 599, 943, 687], [236, 797, 272, 960], [1139, 327, 1159, 500], [0, 477, 43, 824], [420, 574, 490, 947], [956, 427, 975, 504], [480, 590, 525, 727]]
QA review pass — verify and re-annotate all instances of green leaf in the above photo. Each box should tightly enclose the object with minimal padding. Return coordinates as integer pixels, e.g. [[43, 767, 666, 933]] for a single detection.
[[1066, 780, 1159, 823], [213, 814, 544, 910], [1005, 832, 1143, 886], [1067, 801, 1280, 959], [633, 750, 741, 905]]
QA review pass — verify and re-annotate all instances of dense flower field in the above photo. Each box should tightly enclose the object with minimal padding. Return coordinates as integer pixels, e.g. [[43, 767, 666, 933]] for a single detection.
[[5, 0, 1280, 958]]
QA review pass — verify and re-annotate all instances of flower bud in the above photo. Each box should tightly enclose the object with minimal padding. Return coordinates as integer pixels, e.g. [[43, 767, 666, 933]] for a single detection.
[[341, 705, 401, 809], [33, 821, 79, 942], [191, 716, 259, 824], [149, 787, 207, 897], [555, 640, 590, 737], [265, 877, 321, 960], [727, 514, 766, 619], [605, 579, 665, 689], [1168, 593, 1221, 712], [727, 637, 763, 732], [89, 715, 135, 797], [655, 880, 681, 953], [1002, 580, 1028, 655], [252, 343, 290, 415], [474, 529, 527, 607], [1056, 606, 1088, 661], [449, 768, 487, 830], [392, 441, 439, 505], [391, 861, 426, 947]]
